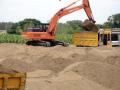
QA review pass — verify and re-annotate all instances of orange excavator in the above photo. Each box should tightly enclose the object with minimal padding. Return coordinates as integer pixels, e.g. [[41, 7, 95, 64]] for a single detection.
[[22, 0, 96, 46]]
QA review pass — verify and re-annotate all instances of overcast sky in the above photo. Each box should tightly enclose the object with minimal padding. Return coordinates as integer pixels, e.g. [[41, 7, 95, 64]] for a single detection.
[[0, 0, 120, 24]]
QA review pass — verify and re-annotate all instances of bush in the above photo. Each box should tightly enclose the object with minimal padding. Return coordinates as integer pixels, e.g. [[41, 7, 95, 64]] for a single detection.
[[0, 34, 26, 44], [56, 34, 73, 43], [0, 34, 73, 44], [8, 19, 41, 34]]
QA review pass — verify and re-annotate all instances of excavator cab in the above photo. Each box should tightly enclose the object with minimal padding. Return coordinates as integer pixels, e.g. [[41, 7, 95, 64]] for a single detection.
[[27, 23, 49, 32]]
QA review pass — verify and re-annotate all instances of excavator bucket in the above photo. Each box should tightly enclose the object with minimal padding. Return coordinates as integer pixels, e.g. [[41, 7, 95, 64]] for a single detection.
[[82, 19, 99, 32]]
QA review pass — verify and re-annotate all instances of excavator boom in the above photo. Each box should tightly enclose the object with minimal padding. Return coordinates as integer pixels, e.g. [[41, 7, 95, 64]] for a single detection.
[[48, 0, 95, 34]]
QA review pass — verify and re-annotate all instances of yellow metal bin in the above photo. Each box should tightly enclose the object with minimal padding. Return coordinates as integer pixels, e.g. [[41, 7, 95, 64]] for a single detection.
[[73, 32, 98, 47], [0, 73, 26, 90]]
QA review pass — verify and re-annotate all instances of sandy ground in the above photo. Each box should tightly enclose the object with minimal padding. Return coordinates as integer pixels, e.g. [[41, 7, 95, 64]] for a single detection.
[[0, 43, 120, 90]]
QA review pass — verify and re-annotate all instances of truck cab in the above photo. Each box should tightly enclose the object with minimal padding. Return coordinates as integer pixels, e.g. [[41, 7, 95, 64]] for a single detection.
[[111, 29, 120, 46], [102, 29, 112, 47]]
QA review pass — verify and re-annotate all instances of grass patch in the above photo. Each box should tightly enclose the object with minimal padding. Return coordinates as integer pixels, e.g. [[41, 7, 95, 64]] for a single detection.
[[0, 33, 73, 44], [0, 34, 26, 44], [56, 34, 73, 43]]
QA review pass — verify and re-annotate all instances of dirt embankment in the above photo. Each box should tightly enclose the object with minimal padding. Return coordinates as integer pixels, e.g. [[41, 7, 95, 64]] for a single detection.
[[0, 64, 18, 74], [0, 43, 120, 90]]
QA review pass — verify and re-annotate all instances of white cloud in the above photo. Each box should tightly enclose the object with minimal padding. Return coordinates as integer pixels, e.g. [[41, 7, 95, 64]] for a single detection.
[[0, 0, 120, 24]]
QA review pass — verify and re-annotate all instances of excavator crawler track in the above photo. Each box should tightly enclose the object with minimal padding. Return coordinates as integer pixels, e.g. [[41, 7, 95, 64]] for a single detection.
[[26, 40, 69, 47]]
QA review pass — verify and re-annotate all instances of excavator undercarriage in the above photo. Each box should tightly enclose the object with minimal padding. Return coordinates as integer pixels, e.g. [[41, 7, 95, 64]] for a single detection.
[[24, 23, 69, 46], [26, 40, 69, 47]]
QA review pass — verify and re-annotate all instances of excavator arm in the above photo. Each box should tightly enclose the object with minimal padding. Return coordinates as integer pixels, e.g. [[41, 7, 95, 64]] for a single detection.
[[48, 0, 95, 34], [83, 0, 95, 23]]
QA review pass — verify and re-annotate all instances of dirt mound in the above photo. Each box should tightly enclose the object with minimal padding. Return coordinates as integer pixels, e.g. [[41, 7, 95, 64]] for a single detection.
[[60, 61, 120, 90], [0, 44, 120, 90], [50, 72, 111, 90], [26, 71, 112, 90], [0, 44, 120, 73], [1, 59, 37, 72], [0, 64, 18, 74], [34, 57, 74, 73], [105, 55, 120, 67]]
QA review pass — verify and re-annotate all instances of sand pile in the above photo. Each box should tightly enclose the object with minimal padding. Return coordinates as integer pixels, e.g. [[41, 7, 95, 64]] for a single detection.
[[0, 64, 18, 74], [0, 44, 120, 90], [1, 59, 37, 72], [34, 57, 75, 73], [27, 61, 118, 90], [49, 71, 112, 90], [59, 61, 120, 90], [105, 55, 120, 67], [0, 44, 120, 73]]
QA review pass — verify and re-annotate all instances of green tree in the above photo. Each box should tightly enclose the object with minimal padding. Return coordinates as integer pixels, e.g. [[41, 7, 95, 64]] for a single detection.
[[57, 23, 73, 34], [57, 20, 83, 35], [103, 22, 111, 28], [5, 22, 14, 31], [0, 23, 5, 30], [8, 18, 41, 34], [96, 24, 103, 29], [103, 13, 120, 28], [66, 20, 83, 32]]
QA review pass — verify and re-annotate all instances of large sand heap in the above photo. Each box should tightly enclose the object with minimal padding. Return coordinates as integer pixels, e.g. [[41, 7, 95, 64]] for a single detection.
[[59, 61, 120, 90], [0, 43, 120, 90]]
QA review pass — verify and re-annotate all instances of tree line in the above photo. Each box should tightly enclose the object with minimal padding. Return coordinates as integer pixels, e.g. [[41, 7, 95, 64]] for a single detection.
[[0, 13, 119, 34], [103, 13, 120, 28]]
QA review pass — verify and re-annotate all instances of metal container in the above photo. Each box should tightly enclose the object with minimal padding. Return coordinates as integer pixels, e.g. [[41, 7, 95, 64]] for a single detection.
[[0, 73, 26, 90], [73, 32, 98, 47]]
